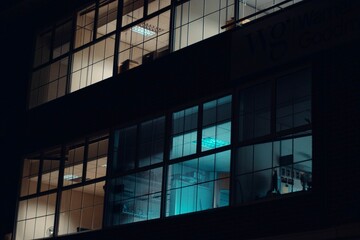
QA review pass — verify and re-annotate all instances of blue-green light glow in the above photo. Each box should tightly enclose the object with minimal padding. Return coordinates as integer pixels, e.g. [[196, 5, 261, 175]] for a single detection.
[[193, 137, 229, 149]]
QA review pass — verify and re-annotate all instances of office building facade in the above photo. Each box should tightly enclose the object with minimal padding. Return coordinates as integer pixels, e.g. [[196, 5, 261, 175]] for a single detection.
[[2, 0, 360, 239]]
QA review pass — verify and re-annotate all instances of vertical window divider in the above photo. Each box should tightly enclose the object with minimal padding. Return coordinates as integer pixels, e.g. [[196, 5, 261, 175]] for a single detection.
[[234, 0, 240, 22], [160, 112, 172, 218], [82, 138, 89, 183], [144, 0, 149, 17], [37, 155, 44, 194], [103, 128, 115, 227], [197, 104, 203, 154], [230, 90, 239, 206], [53, 144, 66, 237], [66, 13, 77, 95], [169, 0, 177, 52], [113, 0, 123, 76], [271, 78, 277, 136], [93, 1, 100, 41]]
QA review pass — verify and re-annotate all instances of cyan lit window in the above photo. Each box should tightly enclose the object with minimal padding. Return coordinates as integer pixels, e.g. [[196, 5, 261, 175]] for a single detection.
[[235, 135, 312, 203], [170, 106, 198, 159], [108, 167, 163, 225], [166, 150, 230, 216], [202, 95, 231, 151], [113, 126, 137, 173]]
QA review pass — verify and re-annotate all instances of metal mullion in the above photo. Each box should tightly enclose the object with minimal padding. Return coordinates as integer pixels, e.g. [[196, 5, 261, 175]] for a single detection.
[[113, 0, 123, 76], [230, 89, 238, 206], [102, 127, 115, 227], [169, 0, 177, 52], [197, 104, 203, 154], [234, 0, 240, 22], [82, 138, 89, 183], [93, 0, 100, 41], [65, 12, 78, 95], [53, 144, 66, 237], [37, 155, 44, 194], [160, 112, 172, 218], [143, 0, 149, 16]]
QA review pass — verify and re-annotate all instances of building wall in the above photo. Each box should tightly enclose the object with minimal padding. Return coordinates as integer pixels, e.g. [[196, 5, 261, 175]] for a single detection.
[[3, 0, 360, 239]]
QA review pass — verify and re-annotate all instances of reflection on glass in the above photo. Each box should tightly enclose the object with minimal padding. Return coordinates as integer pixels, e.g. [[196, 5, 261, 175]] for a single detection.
[[235, 135, 312, 204], [174, 0, 235, 50], [16, 193, 57, 239], [166, 151, 230, 216], [58, 182, 105, 235], [71, 35, 115, 92], [21, 159, 40, 197], [118, 11, 170, 72], [75, 4, 95, 48], [108, 167, 163, 225], [63, 143, 84, 187], [276, 69, 311, 132]]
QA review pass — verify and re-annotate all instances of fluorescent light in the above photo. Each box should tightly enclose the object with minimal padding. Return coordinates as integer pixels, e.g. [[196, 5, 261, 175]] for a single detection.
[[193, 137, 229, 149], [64, 174, 80, 181], [131, 25, 156, 36]]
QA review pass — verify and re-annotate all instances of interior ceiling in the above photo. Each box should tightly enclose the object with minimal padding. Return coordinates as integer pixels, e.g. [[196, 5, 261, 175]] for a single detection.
[[29, 157, 107, 196]]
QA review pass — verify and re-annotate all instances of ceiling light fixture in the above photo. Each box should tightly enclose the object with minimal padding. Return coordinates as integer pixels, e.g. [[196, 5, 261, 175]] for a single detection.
[[131, 25, 156, 36], [193, 137, 229, 149], [64, 174, 80, 181]]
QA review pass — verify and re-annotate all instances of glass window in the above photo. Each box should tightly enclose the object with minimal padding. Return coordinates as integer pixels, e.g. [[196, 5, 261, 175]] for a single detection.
[[113, 126, 137, 173], [16, 193, 57, 239], [122, 0, 144, 27], [40, 148, 61, 192], [87, 138, 109, 180], [235, 135, 312, 204], [173, 0, 234, 51], [138, 117, 165, 167], [118, 10, 170, 73], [148, 0, 171, 15], [20, 158, 40, 197], [107, 167, 163, 225], [166, 151, 230, 216], [29, 57, 68, 108], [58, 182, 105, 235], [70, 35, 115, 92], [276, 69, 311, 132], [239, 82, 271, 141], [53, 21, 72, 58], [97, 0, 118, 38], [75, 4, 96, 48], [63, 142, 85, 187], [33, 31, 51, 67], [170, 106, 198, 159], [202, 95, 231, 151]]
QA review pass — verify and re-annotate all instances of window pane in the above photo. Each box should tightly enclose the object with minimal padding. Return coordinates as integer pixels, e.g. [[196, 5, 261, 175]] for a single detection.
[[113, 126, 137, 173], [21, 158, 40, 196], [276, 69, 311, 131], [63, 142, 84, 187], [53, 21, 72, 58], [75, 4, 95, 48], [97, 0, 118, 38], [138, 117, 165, 167], [40, 148, 61, 192], [87, 138, 109, 180], [166, 151, 230, 216], [239, 82, 271, 141]]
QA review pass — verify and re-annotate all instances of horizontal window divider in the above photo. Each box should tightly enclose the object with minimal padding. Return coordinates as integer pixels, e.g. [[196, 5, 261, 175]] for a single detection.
[[170, 145, 232, 164], [61, 177, 106, 191], [119, 5, 171, 32], [32, 54, 71, 72], [109, 162, 164, 178], [72, 32, 117, 53], [19, 188, 58, 201]]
